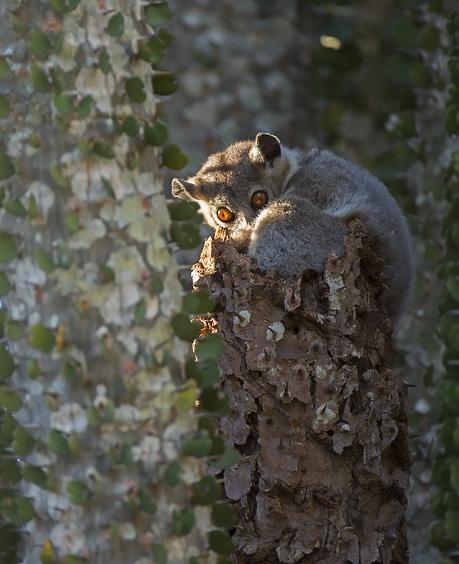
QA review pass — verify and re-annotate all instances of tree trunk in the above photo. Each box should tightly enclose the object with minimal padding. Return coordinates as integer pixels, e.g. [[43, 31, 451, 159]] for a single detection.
[[193, 221, 410, 563], [0, 2, 212, 563]]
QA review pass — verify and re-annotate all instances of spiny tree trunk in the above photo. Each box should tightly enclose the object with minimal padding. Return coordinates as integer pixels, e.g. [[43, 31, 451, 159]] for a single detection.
[[194, 222, 410, 563], [0, 2, 214, 563]]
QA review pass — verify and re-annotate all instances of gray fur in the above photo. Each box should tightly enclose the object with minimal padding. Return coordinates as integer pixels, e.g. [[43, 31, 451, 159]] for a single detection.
[[172, 134, 415, 319]]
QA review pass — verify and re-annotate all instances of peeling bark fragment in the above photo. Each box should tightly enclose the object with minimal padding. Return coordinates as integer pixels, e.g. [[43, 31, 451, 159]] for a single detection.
[[193, 221, 410, 564]]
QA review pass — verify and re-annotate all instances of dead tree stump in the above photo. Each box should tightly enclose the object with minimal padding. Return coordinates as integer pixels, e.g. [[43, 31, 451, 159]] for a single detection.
[[192, 221, 410, 564]]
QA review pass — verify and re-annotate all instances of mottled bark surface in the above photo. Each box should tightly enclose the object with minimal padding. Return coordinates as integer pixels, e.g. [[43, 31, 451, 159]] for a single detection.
[[0, 2, 212, 562], [193, 221, 410, 563]]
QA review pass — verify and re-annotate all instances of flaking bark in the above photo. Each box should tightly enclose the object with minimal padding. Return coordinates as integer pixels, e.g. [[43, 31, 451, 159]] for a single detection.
[[193, 220, 410, 564]]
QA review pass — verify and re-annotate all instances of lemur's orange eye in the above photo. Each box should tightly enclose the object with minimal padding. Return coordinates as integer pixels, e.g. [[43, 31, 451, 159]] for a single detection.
[[217, 207, 234, 223], [251, 190, 268, 209]]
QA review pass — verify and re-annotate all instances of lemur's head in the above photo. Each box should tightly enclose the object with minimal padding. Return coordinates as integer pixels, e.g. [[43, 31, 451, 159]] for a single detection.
[[171, 133, 298, 240]]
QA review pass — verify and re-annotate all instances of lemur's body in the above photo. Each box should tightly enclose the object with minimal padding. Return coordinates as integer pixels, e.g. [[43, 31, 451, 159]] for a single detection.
[[172, 133, 415, 319]]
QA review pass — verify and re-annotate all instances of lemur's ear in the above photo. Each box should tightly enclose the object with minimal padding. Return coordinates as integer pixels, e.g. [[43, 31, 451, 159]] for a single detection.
[[249, 133, 281, 166], [171, 178, 207, 201]]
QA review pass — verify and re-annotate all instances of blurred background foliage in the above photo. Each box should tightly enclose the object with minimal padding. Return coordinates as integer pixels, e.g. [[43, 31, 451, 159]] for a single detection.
[[162, 0, 457, 561]]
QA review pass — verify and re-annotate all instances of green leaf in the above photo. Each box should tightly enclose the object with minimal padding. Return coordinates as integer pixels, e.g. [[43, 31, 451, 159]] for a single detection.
[[0, 95, 10, 119], [0, 457, 21, 485], [125, 77, 147, 103], [447, 276, 459, 303], [106, 12, 124, 36], [4, 198, 27, 216], [99, 47, 111, 74], [152, 72, 178, 96], [30, 324, 55, 353], [0, 388, 22, 412], [183, 290, 215, 314], [445, 321, 459, 352], [195, 333, 225, 361], [212, 445, 240, 470], [151, 543, 168, 564], [63, 362, 78, 380], [50, 66, 65, 92], [22, 465, 49, 489], [0, 272, 11, 297], [421, 26, 441, 51], [211, 503, 237, 529], [144, 121, 168, 146], [392, 19, 420, 47], [208, 436, 225, 456], [33, 247, 56, 273], [163, 461, 181, 486], [122, 115, 139, 137], [175, 380, 198, 414], [158, 28, 174, 48], [65, 210, 80, 233], [30, 132, 41, 149], [93, 140, 115, 159], [167, 200, 199, 221], [182, 435, 213, 457], [171, 507, 196, 536], [53, 93, 74, 115], [49, 0, 80, 13], [170, 221, 201, 249], [186, 358, 220, 389], [0, 412, 15, 444], [120, 442, 133, 465], [446, 107, 459, 136], [13, 427, 36, 456], [50, 164, 66, 188], [445, 510, 459, 542], [0, 496, 35, 525], [200, 388, 228, 413], [56, 243, 71, 269], [63, 557, 87, 564], [150, 272, 164, 295], [30, 63, 51, 92], [145, 2, 173, 28], [28, 359, 41, 379], [162, 144, 188, 170], [6, 321, 23, 340], [135, 299, 146, 323], [171, 313, 201, 342], [208, 530, 234, 556], [0, 154, 15, 181], [0, 310, 5, 338], [451, 461, 459, 492], [99, 264, 115, 283], [0, 345, 15, 381], [101, 178, 115, 198], [138, 37, 164, 65], [99, 48, 111, 74], [0, 523, 20, 564], [0, 57, 12, 79], [191, 476, 221, 505], [138, 488, 156, 514], [78, 95, 93, 118], [67, 480, 92, 505], [29, 28, 52, 60]]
